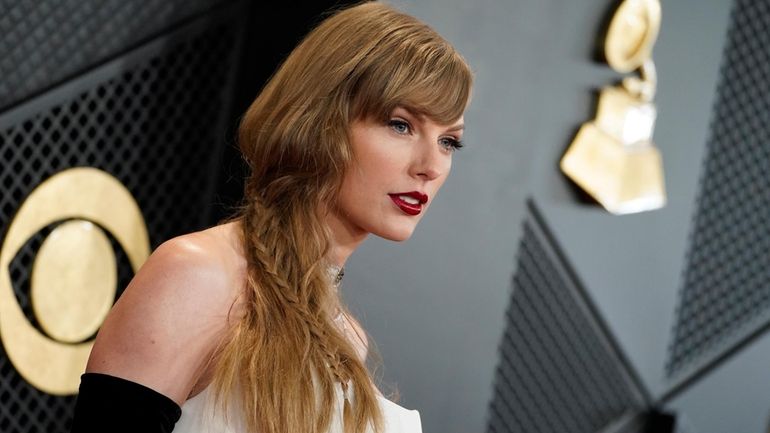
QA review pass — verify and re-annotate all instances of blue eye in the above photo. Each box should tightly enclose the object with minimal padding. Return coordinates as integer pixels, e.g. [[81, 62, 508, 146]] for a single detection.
[[388, 119, 411, 134], [439, 137, 464, 152]]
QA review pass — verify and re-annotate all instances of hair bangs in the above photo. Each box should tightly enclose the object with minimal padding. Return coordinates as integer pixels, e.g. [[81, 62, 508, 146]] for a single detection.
[[350, 32, 472, 125]]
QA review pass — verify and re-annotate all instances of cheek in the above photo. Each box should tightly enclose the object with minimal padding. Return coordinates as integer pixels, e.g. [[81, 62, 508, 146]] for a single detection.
[[444, 158, 453, 179], [358, 143, 402, 172], [432, 159, 452, 192], [337, 164, 382, 217], [353, 152, 404, 193]]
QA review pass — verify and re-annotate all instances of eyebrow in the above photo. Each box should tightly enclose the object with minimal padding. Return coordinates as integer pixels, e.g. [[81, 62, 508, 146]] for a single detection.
[[396, 107, 465, 132]]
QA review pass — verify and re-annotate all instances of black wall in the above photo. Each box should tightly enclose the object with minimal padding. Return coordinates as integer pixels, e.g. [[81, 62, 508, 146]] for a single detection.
[[0, 1, 351, 431]]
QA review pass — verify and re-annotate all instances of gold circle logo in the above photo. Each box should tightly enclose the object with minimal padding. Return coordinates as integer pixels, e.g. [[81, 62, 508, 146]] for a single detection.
[[31, 220, 117, 343], [0, 167, 149, 395]]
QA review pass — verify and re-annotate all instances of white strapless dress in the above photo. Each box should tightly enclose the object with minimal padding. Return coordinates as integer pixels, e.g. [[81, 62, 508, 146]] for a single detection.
[[173, 383, 422, 433]]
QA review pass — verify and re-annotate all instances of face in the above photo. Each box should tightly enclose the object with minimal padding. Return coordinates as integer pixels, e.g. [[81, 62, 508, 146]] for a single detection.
[[332, 106, 465, 242]]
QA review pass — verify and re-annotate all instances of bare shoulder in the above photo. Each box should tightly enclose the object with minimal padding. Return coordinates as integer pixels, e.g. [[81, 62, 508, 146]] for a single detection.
[[86, 221, 247, 405]]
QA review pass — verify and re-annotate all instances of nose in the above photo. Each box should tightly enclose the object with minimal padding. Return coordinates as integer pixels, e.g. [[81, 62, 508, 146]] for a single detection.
[[410, 137, 448, 181]]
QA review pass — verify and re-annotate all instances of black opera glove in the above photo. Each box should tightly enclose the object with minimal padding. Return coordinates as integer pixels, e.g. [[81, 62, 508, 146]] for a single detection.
[[70, 373, 182, 433]]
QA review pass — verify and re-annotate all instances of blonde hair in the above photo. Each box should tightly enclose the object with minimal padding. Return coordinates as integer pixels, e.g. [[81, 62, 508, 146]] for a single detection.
[[212, 3, 472, 433]]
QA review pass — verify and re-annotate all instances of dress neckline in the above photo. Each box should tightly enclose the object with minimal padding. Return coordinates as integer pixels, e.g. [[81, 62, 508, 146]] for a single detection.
[[177, 381, 422, 433]]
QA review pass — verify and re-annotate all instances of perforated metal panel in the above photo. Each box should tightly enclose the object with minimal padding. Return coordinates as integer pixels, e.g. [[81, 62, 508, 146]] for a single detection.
[[0, 0, 227, 111], [667, 0, 770, 380], [487, 202, 647, 433], [0, 2, 245, 431]]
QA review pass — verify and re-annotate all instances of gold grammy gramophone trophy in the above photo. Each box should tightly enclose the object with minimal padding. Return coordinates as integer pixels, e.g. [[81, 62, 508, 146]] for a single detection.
[[561, 0, 665, 214]]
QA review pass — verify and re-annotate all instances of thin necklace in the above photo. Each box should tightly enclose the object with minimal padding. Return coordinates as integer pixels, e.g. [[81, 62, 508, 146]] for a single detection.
[[328, 265, 346, 326], [328, 265, 344, 291]]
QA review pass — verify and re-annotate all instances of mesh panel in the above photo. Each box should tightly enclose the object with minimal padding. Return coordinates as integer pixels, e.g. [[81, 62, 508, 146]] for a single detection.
[[0, 0, 227, 110], [488, 210, 645, 433], [667, 0, 770, 378], [0, 3, 244, 431]]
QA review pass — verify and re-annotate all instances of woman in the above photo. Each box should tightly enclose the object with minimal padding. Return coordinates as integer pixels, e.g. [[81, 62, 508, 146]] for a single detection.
[[71, 2, 472, 433]]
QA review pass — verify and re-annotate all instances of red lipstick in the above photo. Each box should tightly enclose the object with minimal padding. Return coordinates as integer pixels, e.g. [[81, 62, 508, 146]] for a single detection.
[[388, 191, 428, 216]]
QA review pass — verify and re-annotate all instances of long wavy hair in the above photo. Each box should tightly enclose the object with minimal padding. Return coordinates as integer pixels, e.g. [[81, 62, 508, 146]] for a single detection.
[[211, 3, 472, 433]]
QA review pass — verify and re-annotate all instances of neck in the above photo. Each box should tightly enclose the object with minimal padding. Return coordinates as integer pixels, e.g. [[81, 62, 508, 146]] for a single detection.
[[324, 208, 368, 268]]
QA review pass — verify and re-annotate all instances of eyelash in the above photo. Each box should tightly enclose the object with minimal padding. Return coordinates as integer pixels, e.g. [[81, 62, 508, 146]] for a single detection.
[[388, 119, 411, 135], [387, 119, 464, 152], [440, 137, 464, 151]]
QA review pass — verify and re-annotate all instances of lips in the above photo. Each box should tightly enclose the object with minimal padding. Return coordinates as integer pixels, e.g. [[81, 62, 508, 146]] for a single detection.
[[388, 191, 428, 216]]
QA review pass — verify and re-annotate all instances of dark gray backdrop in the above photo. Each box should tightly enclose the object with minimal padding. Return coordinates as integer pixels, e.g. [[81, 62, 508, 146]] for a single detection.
[[345, 1, 770, 432]]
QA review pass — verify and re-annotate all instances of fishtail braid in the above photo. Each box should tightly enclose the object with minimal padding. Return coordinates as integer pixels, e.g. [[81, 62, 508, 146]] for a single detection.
[[239, 197, 366, 433]]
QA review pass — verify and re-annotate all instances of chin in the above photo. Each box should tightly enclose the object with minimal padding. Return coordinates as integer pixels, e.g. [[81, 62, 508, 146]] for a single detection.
[[373, 224, 417, 242]]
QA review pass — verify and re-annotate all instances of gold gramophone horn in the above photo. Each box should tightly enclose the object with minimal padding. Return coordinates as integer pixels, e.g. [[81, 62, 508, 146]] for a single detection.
[[561, 0, 665, 214], [605, 0, 661, 74]]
